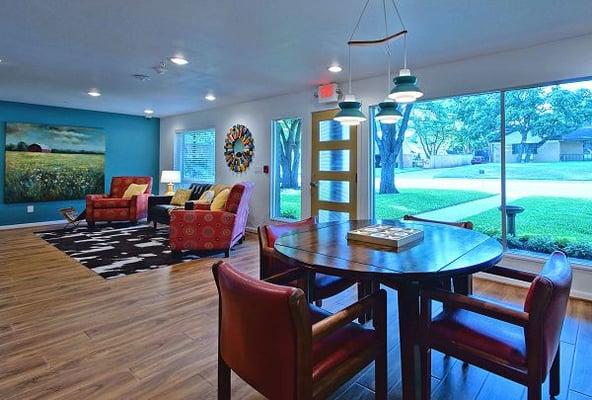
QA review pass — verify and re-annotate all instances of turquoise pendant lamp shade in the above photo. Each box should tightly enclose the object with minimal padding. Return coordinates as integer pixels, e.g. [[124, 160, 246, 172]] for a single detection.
[[375, 100, 402, 124], [388, 69, 423, 104], [334, 95, 366, 126]]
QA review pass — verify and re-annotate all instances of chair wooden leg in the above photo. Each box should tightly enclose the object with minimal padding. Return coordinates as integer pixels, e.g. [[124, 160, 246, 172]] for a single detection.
[[218, 353, 231, 400], [374, 290, 388, 400], [358, 281, 372, 324], [420, 347, 431, 400], [550, 348, 560, 397], [527, 384, 541, 400], [452, 275, 473, 295]]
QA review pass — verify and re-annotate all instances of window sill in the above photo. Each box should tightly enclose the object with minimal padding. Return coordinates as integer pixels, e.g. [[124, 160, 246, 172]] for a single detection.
[[503, 249, 592, 271]]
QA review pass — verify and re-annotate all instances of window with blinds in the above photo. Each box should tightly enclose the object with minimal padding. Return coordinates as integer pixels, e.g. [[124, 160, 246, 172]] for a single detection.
[[174, 129, 216, 184]]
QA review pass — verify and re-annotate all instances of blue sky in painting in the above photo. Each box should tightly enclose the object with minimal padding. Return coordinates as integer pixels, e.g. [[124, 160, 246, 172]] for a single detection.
[[5, 122, 105, 153]]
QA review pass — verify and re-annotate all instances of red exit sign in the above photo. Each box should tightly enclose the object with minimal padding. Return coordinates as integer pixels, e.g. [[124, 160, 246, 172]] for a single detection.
[[318, 83, 339, 103]]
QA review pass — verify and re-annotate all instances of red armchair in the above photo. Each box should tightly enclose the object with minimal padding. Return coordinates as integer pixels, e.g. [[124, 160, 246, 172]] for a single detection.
[[169, 182, 254, 258], [85, 176, 153, 226], [420, 251, 572, 400], [212, 261, 387, 400], [403, 214, 474, 295], [258, 217, 372, 313]]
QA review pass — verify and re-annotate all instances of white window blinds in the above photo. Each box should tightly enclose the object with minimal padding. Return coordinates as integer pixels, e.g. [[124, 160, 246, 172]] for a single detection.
[[174, 129, 216, 184]]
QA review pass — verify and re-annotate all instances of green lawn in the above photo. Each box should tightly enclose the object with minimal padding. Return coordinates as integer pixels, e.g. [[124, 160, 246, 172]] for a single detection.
[[279, 188, 493, 221], [432, 161, 592, 181], [465, 196, 592, 259], [279, 189, 302, 220], [374, 189, 494, 220]]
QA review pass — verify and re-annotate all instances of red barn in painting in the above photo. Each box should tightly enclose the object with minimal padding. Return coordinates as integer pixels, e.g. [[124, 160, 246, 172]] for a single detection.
[[27, 143, 51, 153]]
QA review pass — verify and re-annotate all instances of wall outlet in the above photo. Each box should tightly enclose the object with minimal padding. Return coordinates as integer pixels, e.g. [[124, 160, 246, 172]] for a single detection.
[[27, 205, 34, 213]]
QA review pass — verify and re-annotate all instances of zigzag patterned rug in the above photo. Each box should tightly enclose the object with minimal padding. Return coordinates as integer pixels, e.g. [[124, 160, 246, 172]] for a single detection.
[[36, 223, 201, 279]]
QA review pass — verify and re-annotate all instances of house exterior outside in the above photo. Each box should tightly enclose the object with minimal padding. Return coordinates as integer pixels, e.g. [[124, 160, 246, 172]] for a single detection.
[[27, 143, 52, 153], [490, 127, 592, 163]]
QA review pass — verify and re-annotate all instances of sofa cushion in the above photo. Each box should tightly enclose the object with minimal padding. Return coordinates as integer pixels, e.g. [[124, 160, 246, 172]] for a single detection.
[[152, 204, 181, 217], [122, 183, 148, 199], [170, 188, 192, 206], [211, 188, 230, 211], [189, 183, 212, 200], [93, 198, 132, 209]]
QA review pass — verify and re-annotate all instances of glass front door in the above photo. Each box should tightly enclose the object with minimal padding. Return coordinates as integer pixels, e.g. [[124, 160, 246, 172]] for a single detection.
[[311, 109, 357, 222]]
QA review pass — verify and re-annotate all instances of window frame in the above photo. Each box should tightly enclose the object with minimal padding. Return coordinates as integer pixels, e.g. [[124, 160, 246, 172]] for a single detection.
[[174, 128, 216, 186], [369, 74, 592, 262]]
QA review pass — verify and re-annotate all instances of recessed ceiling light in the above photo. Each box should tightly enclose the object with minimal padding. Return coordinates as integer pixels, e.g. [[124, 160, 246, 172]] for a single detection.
[[205, 94, 216, 101], [328, 64, 342, 73], [169, 56, 189, 65], [144, 109, 154, 115], [87, 89, 101, 97]]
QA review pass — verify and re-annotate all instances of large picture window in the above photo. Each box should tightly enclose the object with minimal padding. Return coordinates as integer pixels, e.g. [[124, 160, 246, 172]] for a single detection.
[[371, 78, 592, 263], [174, 129, 216, 184], [271, 118, 302, 220]]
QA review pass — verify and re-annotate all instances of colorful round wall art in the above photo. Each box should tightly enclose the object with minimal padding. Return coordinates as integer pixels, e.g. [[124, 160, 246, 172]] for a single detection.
[[224, 124, 254, 173]]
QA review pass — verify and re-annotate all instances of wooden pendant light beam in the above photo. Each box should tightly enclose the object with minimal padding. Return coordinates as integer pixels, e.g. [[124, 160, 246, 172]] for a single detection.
[[348, 29, 407, 47]]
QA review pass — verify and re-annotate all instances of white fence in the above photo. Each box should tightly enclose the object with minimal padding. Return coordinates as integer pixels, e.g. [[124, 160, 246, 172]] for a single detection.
[[427, 154, 473, 169]]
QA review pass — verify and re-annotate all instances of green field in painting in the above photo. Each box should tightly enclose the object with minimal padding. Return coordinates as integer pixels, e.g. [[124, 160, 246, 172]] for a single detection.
[[4, 151, 104, 203]]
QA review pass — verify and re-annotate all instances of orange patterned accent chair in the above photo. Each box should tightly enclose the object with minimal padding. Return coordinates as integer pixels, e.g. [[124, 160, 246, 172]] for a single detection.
[[169, 182, 254, 258], [85, 176, 153, 226]]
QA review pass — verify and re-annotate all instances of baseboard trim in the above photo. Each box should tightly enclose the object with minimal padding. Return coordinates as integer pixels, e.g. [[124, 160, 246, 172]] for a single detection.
[[0, 219, 67, 230], [245, 226, 257, 234]]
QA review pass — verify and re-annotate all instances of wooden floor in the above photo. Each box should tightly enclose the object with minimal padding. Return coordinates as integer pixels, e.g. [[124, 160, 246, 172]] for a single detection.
[[1, 226, 592, 400]]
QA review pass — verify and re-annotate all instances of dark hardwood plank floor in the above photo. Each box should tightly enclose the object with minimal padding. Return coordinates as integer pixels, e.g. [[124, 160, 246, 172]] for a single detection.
[[0, 225, 591, 399]]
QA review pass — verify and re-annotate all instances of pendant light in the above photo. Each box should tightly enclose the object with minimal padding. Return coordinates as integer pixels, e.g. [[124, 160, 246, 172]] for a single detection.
[[334, 1, 372, 126], [334, 47, 366, 125], [375, 0, 402, 124], [388, 32, 423, 103]]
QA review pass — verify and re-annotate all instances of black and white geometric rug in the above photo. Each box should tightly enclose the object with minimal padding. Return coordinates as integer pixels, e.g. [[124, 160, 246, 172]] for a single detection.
[[36, 223, 201, 279]]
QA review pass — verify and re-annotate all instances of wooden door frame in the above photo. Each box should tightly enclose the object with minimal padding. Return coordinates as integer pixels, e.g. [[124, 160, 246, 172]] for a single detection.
[[311, 109, 358, 219]]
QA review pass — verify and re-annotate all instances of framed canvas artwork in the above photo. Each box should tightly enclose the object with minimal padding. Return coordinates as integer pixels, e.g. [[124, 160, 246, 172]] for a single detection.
[[4, 122, 105, 203]]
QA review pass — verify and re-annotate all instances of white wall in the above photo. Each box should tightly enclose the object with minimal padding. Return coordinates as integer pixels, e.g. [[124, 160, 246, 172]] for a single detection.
[[160, 33, 592, 230]]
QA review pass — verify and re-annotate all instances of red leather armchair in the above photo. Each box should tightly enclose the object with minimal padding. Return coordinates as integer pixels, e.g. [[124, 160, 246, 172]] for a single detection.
[[212, 261, 387, 400], [258, 217, 372, 312], [169, 182, 254, 258], [420, 252, 572, 400], [403, 214, 474, 295], [85, 176, 153, 226]]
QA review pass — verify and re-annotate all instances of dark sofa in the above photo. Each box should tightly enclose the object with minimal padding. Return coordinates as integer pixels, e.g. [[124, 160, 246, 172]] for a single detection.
[[148, 183, 212, 228]]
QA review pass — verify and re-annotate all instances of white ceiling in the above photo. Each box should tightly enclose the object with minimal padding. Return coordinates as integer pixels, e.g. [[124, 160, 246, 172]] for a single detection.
[[1, 0, 591, 117]]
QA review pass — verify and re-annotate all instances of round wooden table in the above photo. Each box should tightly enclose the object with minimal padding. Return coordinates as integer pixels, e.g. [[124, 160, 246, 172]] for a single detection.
[[274, 219, 503, 400]]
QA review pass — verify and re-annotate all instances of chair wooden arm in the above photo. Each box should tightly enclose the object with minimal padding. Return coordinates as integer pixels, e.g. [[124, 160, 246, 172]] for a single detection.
[[425, 288, 530, 327], [263, 268, 308, 286], [485, 265, 538, 282], [312, 289, 386, 341]]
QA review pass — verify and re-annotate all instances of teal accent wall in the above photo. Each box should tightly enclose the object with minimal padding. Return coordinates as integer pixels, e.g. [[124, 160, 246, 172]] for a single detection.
[[0, 101, 160, 226]]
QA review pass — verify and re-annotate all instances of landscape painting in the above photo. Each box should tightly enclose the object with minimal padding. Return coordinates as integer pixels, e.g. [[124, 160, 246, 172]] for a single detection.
[[4, 122, 105, 203]]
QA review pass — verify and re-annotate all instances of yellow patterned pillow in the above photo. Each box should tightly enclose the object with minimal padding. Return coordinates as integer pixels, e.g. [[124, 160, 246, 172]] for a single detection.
[[170, 188, 192, 206], [210, 188, 231, 211], [122, 183, 148, 199], [210, 184, 231, 196]]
